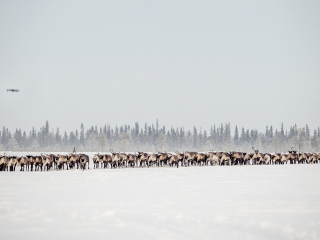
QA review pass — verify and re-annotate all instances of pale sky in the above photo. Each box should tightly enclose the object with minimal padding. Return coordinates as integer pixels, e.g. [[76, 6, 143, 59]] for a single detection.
[[1, 0, 319, 133]]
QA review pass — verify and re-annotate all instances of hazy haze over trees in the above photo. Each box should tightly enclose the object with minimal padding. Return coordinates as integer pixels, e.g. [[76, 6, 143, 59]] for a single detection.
[[1, 120, 319, 153]]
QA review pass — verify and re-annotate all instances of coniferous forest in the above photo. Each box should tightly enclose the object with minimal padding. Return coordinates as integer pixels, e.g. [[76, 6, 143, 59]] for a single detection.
[[1, 120, 319, 153]]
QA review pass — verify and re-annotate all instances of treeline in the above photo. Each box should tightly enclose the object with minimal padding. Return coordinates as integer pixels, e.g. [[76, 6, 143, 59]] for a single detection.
[[1, 120, 319, 153]]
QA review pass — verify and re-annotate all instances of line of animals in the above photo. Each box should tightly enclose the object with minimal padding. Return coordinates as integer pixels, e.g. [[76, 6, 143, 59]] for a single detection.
[[0, 148, 319, 171]]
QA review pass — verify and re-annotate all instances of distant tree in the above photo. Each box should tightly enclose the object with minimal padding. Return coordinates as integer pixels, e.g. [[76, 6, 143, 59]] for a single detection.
[[157, 131, 167, 152], [63, 131, 68, 146], [80, 123, 85, 146], [254, 135, 262, 151], [87, 132, 97, 152], [69, 131, 76, 147], [156, 119, 159, 137], [234, 126, 239, 147], [273, 134, 281, 153], [1, 121, 320, 152], [311, 130, 319, 151], [115, 125, 119, 141], [98, 132, 107, 152], [193, 127, 198, 149], [297, 128, 305, 153], [119, 132, 131, 152], [55, 128, 61, 144], [7, 138, 20, 151]]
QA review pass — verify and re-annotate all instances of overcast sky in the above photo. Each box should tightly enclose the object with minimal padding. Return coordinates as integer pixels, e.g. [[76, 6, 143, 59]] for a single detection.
[[1, 0, 319, 134]]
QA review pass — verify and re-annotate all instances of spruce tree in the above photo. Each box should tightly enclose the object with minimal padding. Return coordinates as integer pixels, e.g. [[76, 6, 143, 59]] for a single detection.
[[234, 126, 239, 146], [80, 123, 85, 146]]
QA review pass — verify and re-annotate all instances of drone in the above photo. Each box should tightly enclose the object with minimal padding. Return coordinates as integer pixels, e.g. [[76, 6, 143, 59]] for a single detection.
[[6, 89, 20, 92]]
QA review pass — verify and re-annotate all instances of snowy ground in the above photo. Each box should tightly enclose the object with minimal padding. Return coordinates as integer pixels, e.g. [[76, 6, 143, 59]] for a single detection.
[[1, 152, 320, 240]]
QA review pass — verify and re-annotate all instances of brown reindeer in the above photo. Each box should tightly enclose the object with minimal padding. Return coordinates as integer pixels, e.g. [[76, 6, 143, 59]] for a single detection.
[[26, 155, 36, 171], [183, 151, 198, 166], [251, 147, 264, 165], [110, 149, 121, 168], [42, 155, 54, 171], [287, 148, 298, 164], [230, 152, 244, 165], [34, 155, 43, 171], [57, 155, 69, 170], [271, 153, 281, 165], [263, 153, 271, 165], [119, 153, 128, 168], [7, 156, 18, 171], [0, 155, 9, 171], [306, 153, 317, 164], [148, 153, 160, 167], [79, 154, 89, 170], [195, 153, 207, 166], [206, 152, 219, 166], [174, 151, 185, 167], [220, 152, 231, 166], [68, 154, 80, 169], [137, 152, 149, 168], [92, 154, 100, 169], [298, 153, 308, 164], [243, 153, 252, 165], [127, 154, 138, 168], [156, 149, 170, 167], [17, 156, 29, 171], [280, 154, 288, 164]]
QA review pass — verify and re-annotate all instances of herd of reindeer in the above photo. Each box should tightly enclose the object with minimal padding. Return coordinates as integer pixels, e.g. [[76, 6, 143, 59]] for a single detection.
[[0, 148, 319, 172]]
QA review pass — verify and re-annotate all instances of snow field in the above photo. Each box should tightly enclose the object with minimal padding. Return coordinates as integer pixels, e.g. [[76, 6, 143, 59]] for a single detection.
[[0, 152, 320, 239]]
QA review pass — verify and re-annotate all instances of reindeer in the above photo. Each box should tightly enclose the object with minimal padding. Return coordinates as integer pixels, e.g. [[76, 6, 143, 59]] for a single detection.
[[174, 151, 185, 167], [100, 154, 112, 168], [110, 149, 121, 168], [92, 154, 101, 169], [79, 154, 89, 170], [17, 156, 29, 171], [263, 153, 271, 165], [220, 152, 231, 166], [68, 154, 80, 169], [183, 151, 198, 166], [0, 154, 9, 171], [137, 151, 149, 168], [7, 156, 18, 171], [271, 153, 281, 165], [230, 152, 244, 165], [206, 151, 219, 166], [156, 149, 170, 167], [243, 153, 252, 165], [298, 152, 308, 164], [34, 155, 43, 171], [317, 153, 320, 164], [287, 147, 298, 164], [127, 153, 138, 168], [306, 153, 317, 164], [251, 147, 264, 165], [56, 155, 69, 170], [42, 155, 54, 171], [280, 154, 288, 164], [119, 153, 128, 168], [26, 155, 36, 171], [195, 153, 207, 166], [148, 153, 160, 167]]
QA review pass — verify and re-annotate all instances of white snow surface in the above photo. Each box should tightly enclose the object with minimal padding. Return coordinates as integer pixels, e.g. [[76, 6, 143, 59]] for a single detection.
[[1, 152, 320, 240]]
